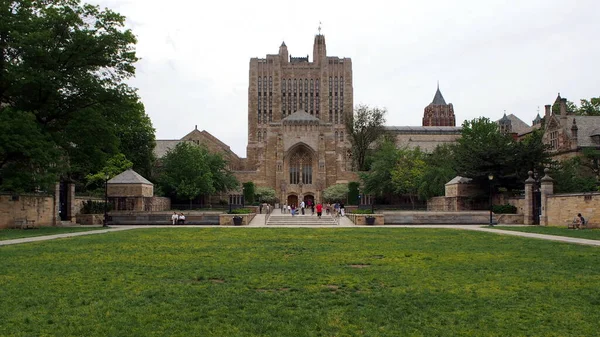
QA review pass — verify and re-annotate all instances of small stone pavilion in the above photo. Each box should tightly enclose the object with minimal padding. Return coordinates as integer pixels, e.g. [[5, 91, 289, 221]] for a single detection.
[[107, 169, 169, 212]]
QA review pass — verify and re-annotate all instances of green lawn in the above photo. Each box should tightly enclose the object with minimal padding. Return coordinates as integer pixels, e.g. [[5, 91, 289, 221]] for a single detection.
[[1, 228, 599, 336], [494, 225, 600, 240], [0, 226, 105, 241]]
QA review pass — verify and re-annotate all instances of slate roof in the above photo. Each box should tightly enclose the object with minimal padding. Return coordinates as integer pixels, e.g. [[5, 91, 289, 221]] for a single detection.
[[282, 110, 321, 123], [495, 114, 532, 135], [108, 169, 153, 185], [446, 176, 472, 185], [564, 116, 600, 147], [154, 140, 184, 159], [431, 87, 447, 105], [385, 126, 462, 134]]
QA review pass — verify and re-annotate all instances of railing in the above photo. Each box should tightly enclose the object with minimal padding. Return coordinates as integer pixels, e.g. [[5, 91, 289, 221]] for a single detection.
[[264, 208, 271, 225]]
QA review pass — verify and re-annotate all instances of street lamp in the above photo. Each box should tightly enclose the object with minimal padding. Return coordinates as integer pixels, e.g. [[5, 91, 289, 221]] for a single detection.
[[488, 173, 494, 226], [357, 187, 361, 208], [103, 174, 109, 227]]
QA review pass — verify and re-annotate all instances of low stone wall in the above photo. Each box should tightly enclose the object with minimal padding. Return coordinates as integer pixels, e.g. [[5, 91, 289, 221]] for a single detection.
[[73, 196, 104, 219], [219, 213, 256, 226], [347, 214, 384, 225], [0, 194, 56, 229], [546, 192, 600, 227], [495, 214, 524, 225], [77, 214, 104, 226], [108, 211, 220, 225], [384, 211, 495, 225]]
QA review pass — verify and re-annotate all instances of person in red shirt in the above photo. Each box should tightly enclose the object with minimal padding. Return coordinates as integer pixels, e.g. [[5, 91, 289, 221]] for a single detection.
[[316, 202, 323, 218]]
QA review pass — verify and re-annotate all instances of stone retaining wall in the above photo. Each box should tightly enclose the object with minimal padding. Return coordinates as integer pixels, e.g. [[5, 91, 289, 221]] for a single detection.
[[347, 214, 384, 225], [384, 211, 495, 225], [0, 194, 56, 229], [219, 213, 256, 226], [546, 192, 600, 227]]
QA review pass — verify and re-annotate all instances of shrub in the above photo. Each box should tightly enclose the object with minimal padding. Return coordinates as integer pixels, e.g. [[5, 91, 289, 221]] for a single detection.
[[492, 204, 517, 214], [230, 208, 254, 214], [352, 209, 374, 214], [80, 200, 112, 214]]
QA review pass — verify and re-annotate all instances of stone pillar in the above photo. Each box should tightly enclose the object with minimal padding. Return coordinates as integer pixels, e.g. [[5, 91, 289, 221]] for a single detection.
[[53, 183, 60, 226], [67, 183, 76, 222], [540, 168, 554, 226], [524, 171, 535, 225]]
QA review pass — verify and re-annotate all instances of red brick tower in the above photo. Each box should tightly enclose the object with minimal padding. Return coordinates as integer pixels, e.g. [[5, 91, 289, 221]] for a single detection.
[[422, 83, 456, 126]]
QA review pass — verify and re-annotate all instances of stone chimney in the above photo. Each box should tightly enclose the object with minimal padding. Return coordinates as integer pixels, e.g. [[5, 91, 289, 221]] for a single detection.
[[544, 105, 551, 120], [571, 119, 578, 148], [560, 98, 567, 115]]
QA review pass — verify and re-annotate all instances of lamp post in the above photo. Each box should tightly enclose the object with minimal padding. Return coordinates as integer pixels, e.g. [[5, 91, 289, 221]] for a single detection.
[[488, 173, 494, 226], [103, 174, 109, 227], [357, 187, 361, 208]]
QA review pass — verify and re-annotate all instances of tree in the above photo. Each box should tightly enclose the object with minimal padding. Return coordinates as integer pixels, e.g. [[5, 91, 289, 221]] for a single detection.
[[359, 139, 400, 197], [158, 143, 238, 207], [243, 182, 255, 204], [552, 157, 597, 193], [255, 186, 277, 204], [418, 144, 457, 200], [322, 184, 349, 203], [453, 117, 515, 188], [346, 105, 387, 171], [391, 147, 426, 208], [85, 153, 133, 190], [0, 1, 154, 192], [577, 97, 600, 116]]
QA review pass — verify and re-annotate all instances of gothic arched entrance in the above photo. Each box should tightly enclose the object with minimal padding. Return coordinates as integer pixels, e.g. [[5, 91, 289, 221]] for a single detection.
[[287, 195, 299, 207], [304, 194, 315, 207]]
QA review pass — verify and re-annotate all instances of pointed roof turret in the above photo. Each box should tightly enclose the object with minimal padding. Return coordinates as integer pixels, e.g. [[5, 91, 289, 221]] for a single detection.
[[281, 41, 286, 47], [431, 84, 447, 105]]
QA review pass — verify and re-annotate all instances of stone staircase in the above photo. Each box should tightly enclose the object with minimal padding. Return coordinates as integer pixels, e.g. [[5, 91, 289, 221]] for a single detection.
[[266, 214, 337, 226]]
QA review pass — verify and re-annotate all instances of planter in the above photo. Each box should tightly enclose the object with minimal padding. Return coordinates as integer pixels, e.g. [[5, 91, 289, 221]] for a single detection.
[[233, 216, 243, 226], [365, 216, 376, 225]]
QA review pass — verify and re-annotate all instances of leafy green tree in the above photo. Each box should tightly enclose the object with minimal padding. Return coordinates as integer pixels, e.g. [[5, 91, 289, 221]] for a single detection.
[[255, 186, 277, 204], [577, 97, 600, 116], [158, 143, 238, 207], [323, 184, 349, 203], [346, 105, 387, 171], [391, 147, 426, 208], [552, 157, 597, 193], [0, 0, 154, 192], [418, 144, 457, 200], [347, 182, 360, 205], [453, 117, 515, 188], [85, 153, 133, 190], [243, 182, 255, 204], [359, 139, 400, 197]]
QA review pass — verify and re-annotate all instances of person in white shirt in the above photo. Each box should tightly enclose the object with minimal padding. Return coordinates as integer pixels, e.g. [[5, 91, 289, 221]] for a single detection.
[[178, 213, 186, 225], [171, 212, 178, 225], [300, 201, 306, 215]]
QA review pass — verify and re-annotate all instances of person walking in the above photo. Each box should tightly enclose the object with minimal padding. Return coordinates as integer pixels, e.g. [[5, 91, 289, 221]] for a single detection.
[[300, 200, 306, 215], [316, 202, 323, 218], [340, 202, 345, 217]]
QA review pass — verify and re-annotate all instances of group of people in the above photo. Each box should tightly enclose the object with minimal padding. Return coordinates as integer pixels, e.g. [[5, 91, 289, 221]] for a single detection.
[[171, 212, 186, 225], [280, 201, 345, 218]]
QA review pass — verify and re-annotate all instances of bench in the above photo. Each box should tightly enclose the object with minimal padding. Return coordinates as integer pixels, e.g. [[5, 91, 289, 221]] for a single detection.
[[13, 218, 37, 229], [567, 218, 588, 229]]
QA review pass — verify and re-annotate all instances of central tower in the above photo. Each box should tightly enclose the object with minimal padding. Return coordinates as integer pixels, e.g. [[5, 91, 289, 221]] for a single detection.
[[246, 34, 355, 204]]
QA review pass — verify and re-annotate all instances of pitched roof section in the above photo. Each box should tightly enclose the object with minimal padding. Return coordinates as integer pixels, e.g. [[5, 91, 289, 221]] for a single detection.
[[108, 169, 153, 185], [565, 116, 600, 147], [495, 114, 532, 135], [154, 140, 184, 159], [431, 87, 447, 105], [282, 110, 321, 123]]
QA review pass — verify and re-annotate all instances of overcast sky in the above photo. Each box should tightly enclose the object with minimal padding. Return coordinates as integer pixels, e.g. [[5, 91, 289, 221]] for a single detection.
[[92, 0, 600, 157]]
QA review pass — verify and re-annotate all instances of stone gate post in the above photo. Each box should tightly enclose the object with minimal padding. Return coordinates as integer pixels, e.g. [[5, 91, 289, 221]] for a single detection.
[[524, 171, 535, 225], [540, 168, 554, 226]]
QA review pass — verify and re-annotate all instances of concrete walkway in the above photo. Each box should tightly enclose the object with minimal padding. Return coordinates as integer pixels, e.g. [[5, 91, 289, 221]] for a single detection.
[[2, 223, 600, 247]]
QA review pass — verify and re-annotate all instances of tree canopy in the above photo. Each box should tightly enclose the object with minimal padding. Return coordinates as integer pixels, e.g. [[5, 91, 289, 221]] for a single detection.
[[345, 105, 387, 171], [0, 0, 155, 192], [157, 143, 238, 205], [322, 184, 349, 203]]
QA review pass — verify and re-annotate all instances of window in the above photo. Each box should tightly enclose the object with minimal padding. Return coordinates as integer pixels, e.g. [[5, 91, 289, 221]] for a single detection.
[[269, 76, 272, 93], [340, 131, 344, 142], [550, 130, 559, 150], [258, 77, 262, 92], [335, 131, 338, 142], [258, 130, 262, 142], [289, 148, 312, 184]]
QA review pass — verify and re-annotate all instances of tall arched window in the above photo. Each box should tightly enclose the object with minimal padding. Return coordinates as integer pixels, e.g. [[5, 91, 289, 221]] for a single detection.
[[289, 148, 312, 184]]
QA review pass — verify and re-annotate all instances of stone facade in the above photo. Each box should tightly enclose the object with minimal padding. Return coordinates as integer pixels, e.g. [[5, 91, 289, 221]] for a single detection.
[[0, 194, 56, 229], [243, 34, 356, 205]]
